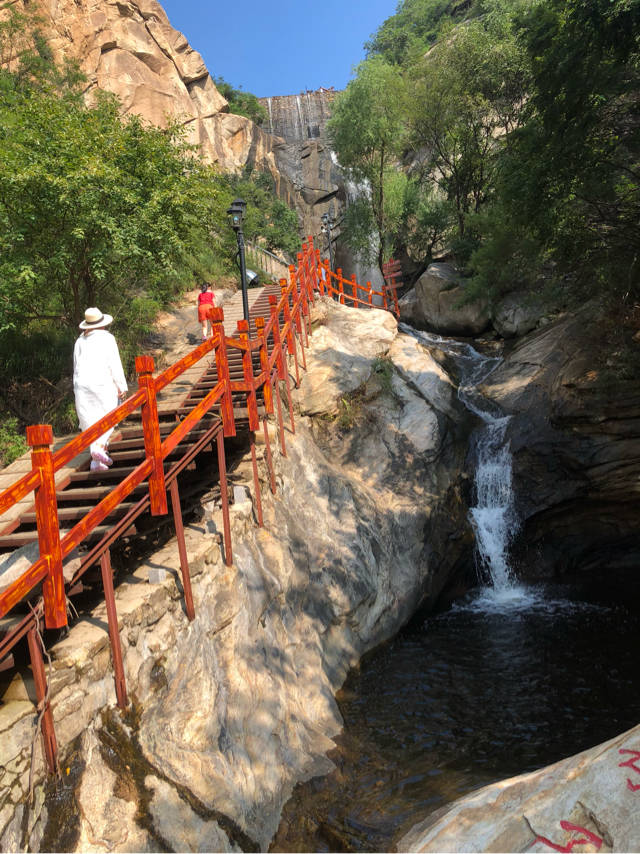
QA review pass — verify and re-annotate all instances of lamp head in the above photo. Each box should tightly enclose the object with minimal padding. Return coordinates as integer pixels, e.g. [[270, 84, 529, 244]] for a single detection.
[[227, 198, 246, 230]]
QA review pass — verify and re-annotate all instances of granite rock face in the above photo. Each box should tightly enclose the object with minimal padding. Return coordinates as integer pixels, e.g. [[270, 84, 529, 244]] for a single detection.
[[260, 90, 342, 242], [399, 723, 640, 853], [479, 311, 640, 576], [400, 263, 491, 336], [17, 0, 291, 183]]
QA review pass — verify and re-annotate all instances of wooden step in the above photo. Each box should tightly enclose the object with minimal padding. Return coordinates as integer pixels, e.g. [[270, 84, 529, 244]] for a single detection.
[[21, 502, 137, 525], [56, 485, 149, 503]]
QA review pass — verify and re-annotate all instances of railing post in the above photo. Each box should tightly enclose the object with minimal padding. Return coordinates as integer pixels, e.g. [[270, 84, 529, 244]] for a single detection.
[[255, 317, 273, 415], [269, 295, 286, 381], [351, 274, 358, 308], [210, 307, 236, 437], [216, 432, 233, 567], [316, 252, 325, 297], [100, 549, 128, 709], [289, 264, 307, 369], [279, 278, 295, 357], [337, 268, 345, 305], [262, 416, 277, 495], [135, 356, 168, 517], [382, 286, 389, 311], [26, 425, 66, 630], [27, 623, 58, 775], [170, 478, 195, 621], [281, 280, 300, 387], [237, 320, 259, 432], [290, 263, 304, 340], [368, 281, 373, 306]]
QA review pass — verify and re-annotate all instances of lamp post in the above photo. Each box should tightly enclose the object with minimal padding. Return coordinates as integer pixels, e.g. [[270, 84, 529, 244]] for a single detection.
[[227, 197, 250, 328], [321, 211, 335, 272]]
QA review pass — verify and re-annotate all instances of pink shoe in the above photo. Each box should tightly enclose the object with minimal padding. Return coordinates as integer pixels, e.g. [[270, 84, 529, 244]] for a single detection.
[[92, 449, 113, 467], [90, 459, 109, 472]]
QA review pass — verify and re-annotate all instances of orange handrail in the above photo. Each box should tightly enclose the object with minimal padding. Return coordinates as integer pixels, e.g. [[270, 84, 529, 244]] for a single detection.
[[0, 235, 399, 776]]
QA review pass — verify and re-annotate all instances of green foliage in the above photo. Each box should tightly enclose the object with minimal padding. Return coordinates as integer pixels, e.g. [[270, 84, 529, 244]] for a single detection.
[[223, 169, 301, 259], [0, 417, 27, 468], [366, 0, 475, 65], [372, 356, 394, 395], [213, 77, 268, 126], [408, 13, 530, 245], [481, 0, 640, 302], [328, 56, 407, 271], [401, 180, 453, 264]]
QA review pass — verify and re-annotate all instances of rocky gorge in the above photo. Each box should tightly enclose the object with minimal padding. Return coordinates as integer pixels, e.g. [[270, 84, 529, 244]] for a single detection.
[[1, 286, 639, 852], [0, 297, 475, 851]]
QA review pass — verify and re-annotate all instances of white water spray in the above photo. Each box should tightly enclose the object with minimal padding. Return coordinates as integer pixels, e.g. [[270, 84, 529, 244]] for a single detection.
[[401, 326, 522, 597]]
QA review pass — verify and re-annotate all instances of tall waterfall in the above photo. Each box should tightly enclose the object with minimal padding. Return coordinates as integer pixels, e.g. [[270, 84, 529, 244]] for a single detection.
[[401, 326, 520, 594], [329, 151, 386, 300]]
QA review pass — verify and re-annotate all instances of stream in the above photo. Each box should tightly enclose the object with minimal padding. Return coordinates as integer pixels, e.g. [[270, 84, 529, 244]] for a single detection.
[[271, 328, 640, 852]]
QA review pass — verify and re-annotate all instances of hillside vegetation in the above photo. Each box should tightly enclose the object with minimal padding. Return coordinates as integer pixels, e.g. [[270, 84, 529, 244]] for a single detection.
[[330, 0, 640, 311], [0, 8, 299, 461]]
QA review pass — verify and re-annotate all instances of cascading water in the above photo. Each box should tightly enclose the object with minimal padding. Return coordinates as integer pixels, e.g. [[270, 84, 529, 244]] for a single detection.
[[266, 97, 273, 135], [400, 325, 524, 601], [329, 150, 386, 301]]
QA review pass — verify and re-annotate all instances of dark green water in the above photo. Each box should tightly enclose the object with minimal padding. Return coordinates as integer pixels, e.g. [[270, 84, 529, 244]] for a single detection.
[[272, 571, 640, 852]]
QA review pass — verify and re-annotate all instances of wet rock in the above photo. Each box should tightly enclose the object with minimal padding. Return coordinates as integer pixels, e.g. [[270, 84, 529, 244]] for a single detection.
[[74, 729, 152, 852], [399, 723, 640, 853], [479, 311, 640, 576]]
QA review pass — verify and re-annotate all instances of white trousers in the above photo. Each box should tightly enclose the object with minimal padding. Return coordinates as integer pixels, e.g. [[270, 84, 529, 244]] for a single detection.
[[74, 383, 118, 457]]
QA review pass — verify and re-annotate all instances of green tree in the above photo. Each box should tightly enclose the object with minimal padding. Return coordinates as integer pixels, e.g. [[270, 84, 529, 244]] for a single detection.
[[481, 0, 640, 302], [366, 0, 467, 66], [0, 83, 227, 332], [408, 13, 530, 252], [328, 56, 407, 272], [213, 76, 268, 126]]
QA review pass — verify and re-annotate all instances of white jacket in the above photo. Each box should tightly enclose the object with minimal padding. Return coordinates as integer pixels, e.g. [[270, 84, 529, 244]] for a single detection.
[[73, 329, 128, 433]]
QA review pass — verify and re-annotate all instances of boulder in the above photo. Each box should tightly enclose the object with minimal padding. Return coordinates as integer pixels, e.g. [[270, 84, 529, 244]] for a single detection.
[[399, 722, 640, 853], [407, 263, 491, 336], [492, 291, 545, 338]]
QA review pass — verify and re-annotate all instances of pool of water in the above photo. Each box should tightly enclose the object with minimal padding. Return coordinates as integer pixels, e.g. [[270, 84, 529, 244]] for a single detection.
[[271, 571, 640, 852]]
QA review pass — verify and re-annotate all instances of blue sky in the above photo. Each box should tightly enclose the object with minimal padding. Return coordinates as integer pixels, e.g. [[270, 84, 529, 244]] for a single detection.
[[160, 0, 398, 98]]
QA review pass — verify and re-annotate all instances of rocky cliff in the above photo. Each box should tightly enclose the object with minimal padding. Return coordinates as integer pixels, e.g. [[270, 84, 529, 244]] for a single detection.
[[259, 89, 343, 242], [479, 310, 640, 578], [15, 0, 295, 197], [0, 298, 473, 852]]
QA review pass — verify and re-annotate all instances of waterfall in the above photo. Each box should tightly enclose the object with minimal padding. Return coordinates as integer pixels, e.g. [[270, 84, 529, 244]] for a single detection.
[[267, 97, 273, 135], [329, 150, 386, 301], [401, 326, 522, 596], [295, 95, 304, 139]]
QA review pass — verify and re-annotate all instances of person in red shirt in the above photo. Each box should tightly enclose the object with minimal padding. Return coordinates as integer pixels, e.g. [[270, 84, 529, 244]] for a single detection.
[[197, 283, 216, 341]]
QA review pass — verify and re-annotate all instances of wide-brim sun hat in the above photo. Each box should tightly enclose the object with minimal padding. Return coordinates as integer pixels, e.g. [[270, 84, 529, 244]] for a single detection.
[[79, 307, 113, 330]]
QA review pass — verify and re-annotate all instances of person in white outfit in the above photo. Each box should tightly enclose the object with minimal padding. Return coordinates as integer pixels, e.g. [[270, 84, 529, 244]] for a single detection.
[[73, 307, 128, 472]]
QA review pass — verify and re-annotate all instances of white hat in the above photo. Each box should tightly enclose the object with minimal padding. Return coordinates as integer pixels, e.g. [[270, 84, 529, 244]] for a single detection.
[[79, 307, 113, 330]]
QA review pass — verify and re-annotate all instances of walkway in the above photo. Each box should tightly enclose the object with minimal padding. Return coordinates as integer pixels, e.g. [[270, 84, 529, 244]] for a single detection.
[[0, 285, 267, 539]]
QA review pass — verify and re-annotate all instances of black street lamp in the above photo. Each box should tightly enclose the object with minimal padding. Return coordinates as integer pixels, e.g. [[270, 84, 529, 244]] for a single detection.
[[227, 197, 250, 328], [321, 211, 335, 272]]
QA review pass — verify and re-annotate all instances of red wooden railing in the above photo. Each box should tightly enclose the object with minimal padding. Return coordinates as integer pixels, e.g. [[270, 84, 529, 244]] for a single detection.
[[312, 255, 401, 317], [0, 235, 398, 775]]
